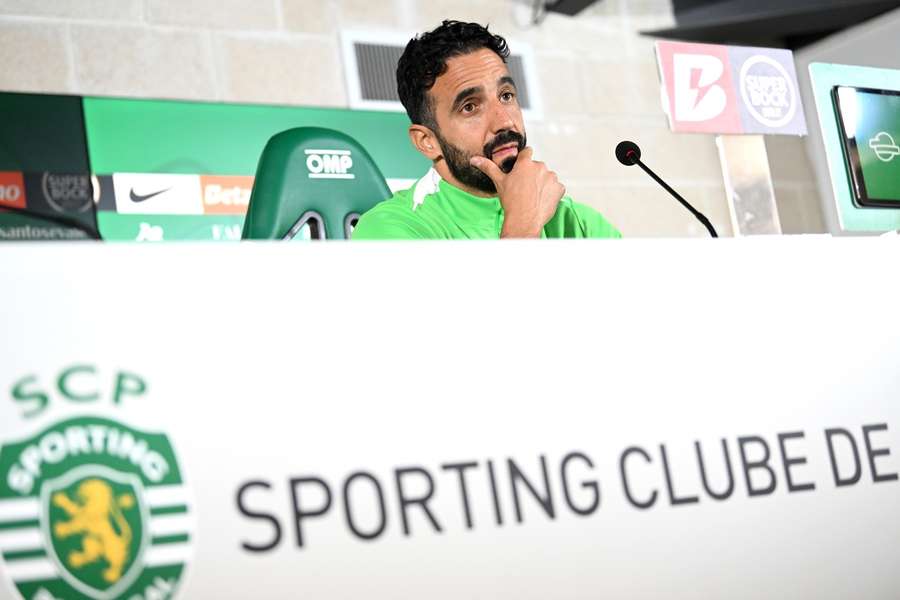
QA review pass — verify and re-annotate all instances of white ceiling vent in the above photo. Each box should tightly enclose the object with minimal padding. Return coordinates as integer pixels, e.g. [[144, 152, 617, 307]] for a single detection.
[[340, 30, 544, 121]]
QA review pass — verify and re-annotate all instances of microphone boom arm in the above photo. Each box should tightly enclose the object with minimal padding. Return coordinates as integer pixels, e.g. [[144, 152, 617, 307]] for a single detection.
[[616, 140, 719, 238], [632, 158, 718, 238]]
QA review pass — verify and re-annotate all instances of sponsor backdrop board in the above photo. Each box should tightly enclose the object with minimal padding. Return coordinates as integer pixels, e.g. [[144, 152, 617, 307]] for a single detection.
[[84, 97, 426, 242], [809, 63, 900, 232], [0, 94, 97, 241], [2, 239, 900, 599], [656, 41, 807, 136], [0, 94, 89, 173], [0, 92, 428, 242], [82, 97, 425, 179]]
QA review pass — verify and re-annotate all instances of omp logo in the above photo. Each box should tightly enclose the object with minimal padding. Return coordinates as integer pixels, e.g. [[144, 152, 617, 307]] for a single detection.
[[200, 175, 253, 215], [0, 171, 26, 210], [0, 417, 193, 600], [305, 149, 355, 180], [673, 54, 728, 122]]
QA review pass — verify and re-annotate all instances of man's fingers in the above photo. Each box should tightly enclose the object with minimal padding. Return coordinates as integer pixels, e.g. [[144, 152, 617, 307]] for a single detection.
[[510, 147, 536, 174], [545, 170, 565, 203], [469, 156, 505, 186]]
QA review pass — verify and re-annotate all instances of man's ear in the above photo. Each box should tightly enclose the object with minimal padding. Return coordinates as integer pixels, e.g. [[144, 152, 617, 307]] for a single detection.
[[409, 125, 441, 161]]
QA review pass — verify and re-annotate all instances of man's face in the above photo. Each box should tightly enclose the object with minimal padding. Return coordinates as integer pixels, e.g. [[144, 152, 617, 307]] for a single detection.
[[427, 48, 526, 194]]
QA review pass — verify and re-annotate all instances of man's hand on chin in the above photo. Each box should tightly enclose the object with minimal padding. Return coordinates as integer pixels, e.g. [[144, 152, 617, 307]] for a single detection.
[[470, 147, 566, 238]]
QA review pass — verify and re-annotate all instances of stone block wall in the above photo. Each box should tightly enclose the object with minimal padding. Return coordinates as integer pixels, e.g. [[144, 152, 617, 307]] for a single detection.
[[0, 0, 825, 236]]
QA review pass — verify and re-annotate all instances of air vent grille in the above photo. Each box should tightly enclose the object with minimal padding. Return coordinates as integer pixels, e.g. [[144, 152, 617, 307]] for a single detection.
[[342, 31, 543, 119], [354, 43, 405, 102]]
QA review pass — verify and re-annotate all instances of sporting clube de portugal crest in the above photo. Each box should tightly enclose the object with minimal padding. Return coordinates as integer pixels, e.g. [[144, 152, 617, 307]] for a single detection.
[[0, 366, 193, 600]]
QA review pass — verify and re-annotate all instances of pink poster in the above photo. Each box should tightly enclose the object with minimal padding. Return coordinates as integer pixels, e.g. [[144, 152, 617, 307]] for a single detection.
[[657, 41, 743, 134]]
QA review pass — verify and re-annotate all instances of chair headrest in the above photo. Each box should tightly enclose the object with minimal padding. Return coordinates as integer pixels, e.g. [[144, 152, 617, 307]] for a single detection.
[[242, 127, 392, 240]]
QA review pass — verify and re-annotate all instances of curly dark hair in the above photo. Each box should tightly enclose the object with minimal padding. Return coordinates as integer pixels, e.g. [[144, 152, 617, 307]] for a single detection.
[[396, 20, 510, 129]]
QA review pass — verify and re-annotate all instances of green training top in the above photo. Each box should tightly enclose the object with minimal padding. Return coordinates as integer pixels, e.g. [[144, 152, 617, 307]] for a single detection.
[[352, 168, 621, 240]]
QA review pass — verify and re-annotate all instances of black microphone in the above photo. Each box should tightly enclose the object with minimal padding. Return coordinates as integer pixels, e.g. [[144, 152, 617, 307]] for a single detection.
[[615, 140, 718, 238]]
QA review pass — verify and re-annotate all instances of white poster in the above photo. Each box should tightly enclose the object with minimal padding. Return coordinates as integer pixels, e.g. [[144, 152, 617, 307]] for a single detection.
[[1, 239, 899, 599]]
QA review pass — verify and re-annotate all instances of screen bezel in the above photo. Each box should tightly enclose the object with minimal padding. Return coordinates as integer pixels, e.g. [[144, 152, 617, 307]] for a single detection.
[[832, 85, 900, 209]]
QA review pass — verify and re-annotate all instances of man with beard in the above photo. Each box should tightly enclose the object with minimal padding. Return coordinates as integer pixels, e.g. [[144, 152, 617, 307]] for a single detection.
[[352, 20, 620, 239]]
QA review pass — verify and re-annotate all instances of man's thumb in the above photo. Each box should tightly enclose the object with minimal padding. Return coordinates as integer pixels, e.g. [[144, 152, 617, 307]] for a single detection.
[[469, 156, 504, 185]]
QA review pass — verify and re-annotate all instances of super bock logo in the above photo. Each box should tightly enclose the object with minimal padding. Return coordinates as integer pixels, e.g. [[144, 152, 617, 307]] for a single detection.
[[0, 417, 192, 600]]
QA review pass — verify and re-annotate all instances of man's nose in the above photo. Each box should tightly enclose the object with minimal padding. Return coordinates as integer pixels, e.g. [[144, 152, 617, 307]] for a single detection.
[[488, 98, 516, 133]]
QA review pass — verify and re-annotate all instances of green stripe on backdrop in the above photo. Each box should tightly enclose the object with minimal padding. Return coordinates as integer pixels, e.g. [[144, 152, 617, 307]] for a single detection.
[[82, 97, 430, 179], [96, 213, 245, 242]]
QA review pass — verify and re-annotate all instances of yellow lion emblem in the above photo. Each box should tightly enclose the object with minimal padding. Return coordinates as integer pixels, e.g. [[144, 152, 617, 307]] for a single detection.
[[52, 478, 135, 583]]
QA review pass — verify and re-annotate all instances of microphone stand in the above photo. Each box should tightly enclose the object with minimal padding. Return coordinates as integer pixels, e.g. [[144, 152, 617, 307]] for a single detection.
[[630, 153, 718, 238], [617, 142, 719, 238]]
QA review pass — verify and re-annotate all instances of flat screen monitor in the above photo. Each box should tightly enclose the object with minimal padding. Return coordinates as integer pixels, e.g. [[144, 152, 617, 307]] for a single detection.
[[832, 85, 900, 209]]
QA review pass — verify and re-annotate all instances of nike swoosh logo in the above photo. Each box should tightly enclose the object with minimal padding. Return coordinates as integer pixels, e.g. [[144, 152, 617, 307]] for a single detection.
[[130, 187, 171, 203]]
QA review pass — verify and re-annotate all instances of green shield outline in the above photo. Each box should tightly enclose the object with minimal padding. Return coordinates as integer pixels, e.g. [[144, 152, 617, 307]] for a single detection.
[[39, 464, 150, 600]]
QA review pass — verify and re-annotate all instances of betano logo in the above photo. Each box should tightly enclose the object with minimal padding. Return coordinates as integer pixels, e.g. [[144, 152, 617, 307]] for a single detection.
[[0, 171, 26, 210], [200, 175, 253, 215], [305, 149, 355, 180], [0, 366, 193, 600]]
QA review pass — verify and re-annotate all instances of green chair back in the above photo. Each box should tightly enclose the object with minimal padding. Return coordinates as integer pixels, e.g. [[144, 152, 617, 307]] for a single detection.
[[242, 127, 391, 240]]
